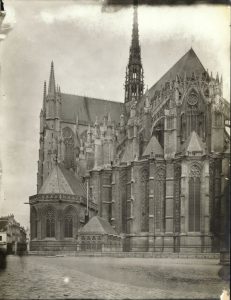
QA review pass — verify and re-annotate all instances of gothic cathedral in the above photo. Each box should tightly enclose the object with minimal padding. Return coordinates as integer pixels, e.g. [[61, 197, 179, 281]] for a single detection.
[[29, 5, 230, 253]]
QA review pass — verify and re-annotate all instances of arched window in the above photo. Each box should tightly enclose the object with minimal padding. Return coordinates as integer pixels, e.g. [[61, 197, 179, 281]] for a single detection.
[[185, 91, 205, 139], [188, 164, 201, 232], [154, 167, 165, 231], [64, 207, 76, 238], [31, 207, 37, 239], [180, 113, 186, 142], [62, 127, 74, 169], [141, 169, 149, 232], [46, 206, 55, 238]]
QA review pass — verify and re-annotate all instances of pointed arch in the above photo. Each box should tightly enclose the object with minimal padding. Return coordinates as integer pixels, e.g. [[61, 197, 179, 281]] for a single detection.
[[45, 205, 56, 238], [154, 166, 166, 231], [181, 88, 206, 140], [63, 206, 77, 238]]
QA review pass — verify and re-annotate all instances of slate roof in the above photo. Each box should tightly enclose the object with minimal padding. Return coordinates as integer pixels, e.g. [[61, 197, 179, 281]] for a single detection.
[[147, 48, 206, 101], [60, 93, 123, 124], [143, 135, 163, 157], [79, 216, 116, 235], [39, 164, 86, 197]]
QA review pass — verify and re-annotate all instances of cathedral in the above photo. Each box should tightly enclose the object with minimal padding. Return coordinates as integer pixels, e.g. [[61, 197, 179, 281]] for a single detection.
[[29, 5, 230, 253]]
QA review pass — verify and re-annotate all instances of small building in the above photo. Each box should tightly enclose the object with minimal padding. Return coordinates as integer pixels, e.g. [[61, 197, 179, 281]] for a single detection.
[[77, 216, 122, 252], [0, 215, 27, 254]]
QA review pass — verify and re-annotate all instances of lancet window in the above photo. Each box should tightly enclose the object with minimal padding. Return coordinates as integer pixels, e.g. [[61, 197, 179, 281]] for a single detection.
[[140, 169, 149, 232], [46, 206, 55, 238], [188, 164, 201, 232], [154, 167, 165, 231], [64, 207, 76, 238]]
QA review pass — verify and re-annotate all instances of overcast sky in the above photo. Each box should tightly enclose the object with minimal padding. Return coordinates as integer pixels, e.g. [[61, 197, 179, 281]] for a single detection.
[[0, 0, 229, 229]]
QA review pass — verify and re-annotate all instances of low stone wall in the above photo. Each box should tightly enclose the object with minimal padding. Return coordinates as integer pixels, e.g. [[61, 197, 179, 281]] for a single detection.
[[30, 240, 77, 252], [28, 250, 220, 259]]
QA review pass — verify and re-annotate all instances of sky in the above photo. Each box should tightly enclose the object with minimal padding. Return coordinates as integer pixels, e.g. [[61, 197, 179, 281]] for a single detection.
[[0, 0, 230, 229]]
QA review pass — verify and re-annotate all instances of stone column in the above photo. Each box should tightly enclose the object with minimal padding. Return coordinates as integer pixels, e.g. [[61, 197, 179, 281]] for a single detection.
[[148, 159, 155, 251], [220, 154, 230, 265], [111, 169, 117, 230], [201, 160, 212, 252]]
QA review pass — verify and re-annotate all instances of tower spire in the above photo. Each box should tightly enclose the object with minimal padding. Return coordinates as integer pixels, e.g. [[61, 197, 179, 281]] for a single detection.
[[48, 61, 56, 96], [124, 2, 144, 105]]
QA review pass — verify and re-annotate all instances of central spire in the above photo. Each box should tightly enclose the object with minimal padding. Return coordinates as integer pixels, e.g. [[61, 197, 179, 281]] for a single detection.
[[124, 2, 144, 105]]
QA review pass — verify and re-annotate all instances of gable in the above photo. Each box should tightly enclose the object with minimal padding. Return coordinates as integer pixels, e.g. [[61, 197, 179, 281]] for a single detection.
[[184, 131, 205, 154], [148, 48, 205, 100], [143, 135, 163, 157]]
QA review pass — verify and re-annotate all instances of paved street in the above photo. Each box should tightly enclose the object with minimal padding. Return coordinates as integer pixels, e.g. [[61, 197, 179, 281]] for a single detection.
[[0, 255, 229, 299]]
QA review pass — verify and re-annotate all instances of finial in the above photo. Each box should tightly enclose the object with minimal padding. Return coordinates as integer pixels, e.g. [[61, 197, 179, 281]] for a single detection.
[[216, 72, 219, 83]]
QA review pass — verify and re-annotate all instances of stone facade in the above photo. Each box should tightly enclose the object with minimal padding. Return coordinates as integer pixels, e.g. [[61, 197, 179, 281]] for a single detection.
[[29, 5, 230, 253], [0, 215, 27, 254]]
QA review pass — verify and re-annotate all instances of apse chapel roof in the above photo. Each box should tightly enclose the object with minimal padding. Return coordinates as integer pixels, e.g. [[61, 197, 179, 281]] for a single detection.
[[38, 164, 86, 197], [79, 216, 117, 235], [60, 94, 124, 124]]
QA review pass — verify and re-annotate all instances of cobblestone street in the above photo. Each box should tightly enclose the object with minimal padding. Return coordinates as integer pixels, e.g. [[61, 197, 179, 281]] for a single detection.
[[0, 255, 229, 299]]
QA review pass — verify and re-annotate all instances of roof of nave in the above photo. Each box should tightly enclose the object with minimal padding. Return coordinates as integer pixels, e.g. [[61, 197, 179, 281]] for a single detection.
[[60, 93, 124, 124], [79, 216, 116, 235], [146, 48, 206, 101], [38, 164, 86, 197]]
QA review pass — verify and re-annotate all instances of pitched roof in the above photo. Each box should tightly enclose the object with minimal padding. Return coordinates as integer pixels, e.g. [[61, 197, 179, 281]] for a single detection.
[[60, 93, 123, 124], [184, 131, 205, 154], [143, 135, 163, 156], [79, 216, 116, 235], [147, 48, 206, 100], [38, 164, 86, 197]]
